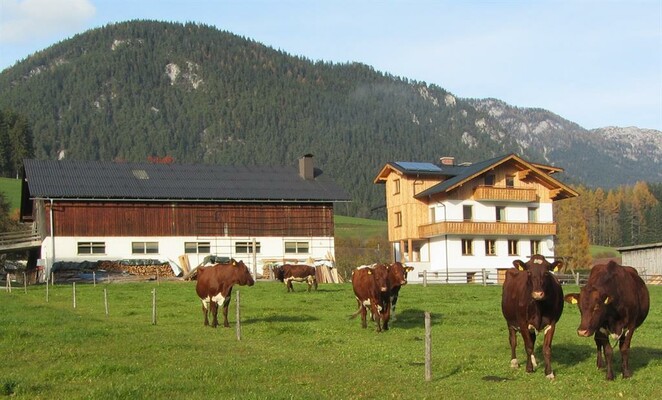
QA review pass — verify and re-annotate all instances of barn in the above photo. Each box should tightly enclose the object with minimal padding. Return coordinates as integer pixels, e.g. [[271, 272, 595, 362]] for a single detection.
[[617, 242, 662, 281], [20, 155, 350, 280]]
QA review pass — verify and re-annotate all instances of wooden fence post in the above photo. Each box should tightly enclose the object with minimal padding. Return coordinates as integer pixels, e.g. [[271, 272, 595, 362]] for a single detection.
[[423, 271, 428, 287], [104, 288, 109, 317], [425, 311, 432, 381], [152, 288, 157, 325], [72, 282, 76, 309], [236, 290, 241, 341]]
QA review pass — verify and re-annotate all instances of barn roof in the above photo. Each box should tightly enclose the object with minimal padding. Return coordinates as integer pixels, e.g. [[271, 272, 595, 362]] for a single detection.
[[22, 159, 351, 203]]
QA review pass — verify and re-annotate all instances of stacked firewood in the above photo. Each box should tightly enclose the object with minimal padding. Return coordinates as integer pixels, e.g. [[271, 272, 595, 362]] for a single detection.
[[97, 260, 174, 277]]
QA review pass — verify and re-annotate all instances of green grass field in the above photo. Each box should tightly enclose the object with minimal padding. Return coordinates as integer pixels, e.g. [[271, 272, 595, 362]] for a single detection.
[[2, 281, 660, 399], [0, 177, 21, 212]]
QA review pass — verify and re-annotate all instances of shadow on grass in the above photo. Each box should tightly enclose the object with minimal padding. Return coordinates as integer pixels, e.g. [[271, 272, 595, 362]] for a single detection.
[[390, 308, 443, 330], [243, 314, 319, 324], [554, 343, 661, 377]]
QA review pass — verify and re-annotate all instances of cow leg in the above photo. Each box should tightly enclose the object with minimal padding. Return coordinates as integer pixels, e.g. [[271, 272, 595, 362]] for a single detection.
[[222, 296, 231, 328], [594, 332, 606, 369], [382, 304, 391, 331], [210, 301, 219, 328], [542, 324, 556, 379], [601, 335, 615, 380], [372, 303, 382, 332], [508, 326, 519, 368], [619, 329, 634, 378], [287, 279, 294, 292], [201, 300, 210, 326], [360, 304, 368, 329], [522, 328, 537, 373]]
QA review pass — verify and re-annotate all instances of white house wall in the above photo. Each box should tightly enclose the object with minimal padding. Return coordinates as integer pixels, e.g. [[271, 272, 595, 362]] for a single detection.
[[40, 235, 336, 277]]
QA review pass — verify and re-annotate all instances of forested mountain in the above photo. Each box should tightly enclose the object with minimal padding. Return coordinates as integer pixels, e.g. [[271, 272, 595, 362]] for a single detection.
[[0, 20, 660, 218]]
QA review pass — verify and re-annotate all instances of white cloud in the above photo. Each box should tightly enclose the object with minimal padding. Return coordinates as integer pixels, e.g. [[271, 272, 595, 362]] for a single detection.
[[0, 0, 96, 44]]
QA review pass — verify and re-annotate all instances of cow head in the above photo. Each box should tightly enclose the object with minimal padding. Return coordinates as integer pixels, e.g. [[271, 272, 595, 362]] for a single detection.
[[564, 287, 611, 337], [373, 264, 390, 293], [389, 262, 409, 286], [232, 259, 255, 286], [513, 254, 561, 301]]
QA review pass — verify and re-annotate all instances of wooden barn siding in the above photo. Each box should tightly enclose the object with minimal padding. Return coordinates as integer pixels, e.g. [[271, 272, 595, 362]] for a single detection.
[[621, 247, 662, 275], [46, 202, 334, 237]]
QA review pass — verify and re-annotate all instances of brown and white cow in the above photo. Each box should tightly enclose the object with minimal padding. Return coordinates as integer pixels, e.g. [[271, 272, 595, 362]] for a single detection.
[[273, 264, 318, 292], [351, 264, 391, 332], [564, 261, 650, 380], [501, 254, 564, 379], [195, 259, 255, 328], [387, 262, 413, 321]]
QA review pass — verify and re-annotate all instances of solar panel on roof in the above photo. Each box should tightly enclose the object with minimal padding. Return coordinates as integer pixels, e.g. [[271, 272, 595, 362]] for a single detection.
[[395, 162, 442, 172]]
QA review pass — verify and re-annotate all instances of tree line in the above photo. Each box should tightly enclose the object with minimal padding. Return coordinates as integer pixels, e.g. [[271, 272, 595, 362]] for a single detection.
[[554, 182, 661, 270]]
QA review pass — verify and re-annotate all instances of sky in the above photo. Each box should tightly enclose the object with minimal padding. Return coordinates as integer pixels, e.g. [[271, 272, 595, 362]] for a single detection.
[[0, 0, 661, 130]]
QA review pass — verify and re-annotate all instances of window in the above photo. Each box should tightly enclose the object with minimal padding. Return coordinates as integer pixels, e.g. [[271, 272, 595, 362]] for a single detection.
[[463, 205, 473, 221], [235, 241, 261, 254], [393, 179, 401, 195], [285, 241, 309, 254], [506, 175, 515, 188], [461, 239, 473, 256], [77, 242, 105, 255], [485, 239, 496, 256], [508, 240, 519, 256], [530, 240, 541, 255], [484, 174, 495, 186], [132, 241, 159, 254], [496, 206, 506, 222], [528, 207, 538, 223], [395, 211, 402, 227], [185, 242, 211, 254]]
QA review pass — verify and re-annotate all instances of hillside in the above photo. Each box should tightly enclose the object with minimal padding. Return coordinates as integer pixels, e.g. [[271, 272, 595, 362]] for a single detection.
[[1, 20, 660, 218]]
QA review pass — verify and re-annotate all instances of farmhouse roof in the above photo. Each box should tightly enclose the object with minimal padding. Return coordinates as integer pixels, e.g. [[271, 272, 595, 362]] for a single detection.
[[374, 153, 577, 200], [22, 159, 351, 203]]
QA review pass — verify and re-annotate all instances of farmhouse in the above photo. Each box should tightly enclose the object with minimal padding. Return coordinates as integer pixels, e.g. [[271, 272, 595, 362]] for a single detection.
[[374, 154, 578, 283], [20, 155, 350, 279]]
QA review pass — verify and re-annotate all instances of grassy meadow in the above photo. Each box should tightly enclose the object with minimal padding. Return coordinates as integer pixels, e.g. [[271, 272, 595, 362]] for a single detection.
[[0, 177, 21, 212], [1, 280, 661, 399]]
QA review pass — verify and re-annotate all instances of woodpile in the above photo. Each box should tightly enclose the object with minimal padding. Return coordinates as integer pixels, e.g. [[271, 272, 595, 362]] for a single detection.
[[315, 264, 343, 283], [97, 260, 175, 277]]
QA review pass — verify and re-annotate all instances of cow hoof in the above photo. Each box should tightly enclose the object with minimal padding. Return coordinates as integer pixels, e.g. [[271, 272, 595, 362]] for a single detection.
[[546, 372, 555, 380], [510, 359, 519, 368]]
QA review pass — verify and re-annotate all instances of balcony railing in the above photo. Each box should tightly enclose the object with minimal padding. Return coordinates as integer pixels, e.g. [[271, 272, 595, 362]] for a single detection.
[[473, 186, 537, 202], [418, 221, 556, 237]]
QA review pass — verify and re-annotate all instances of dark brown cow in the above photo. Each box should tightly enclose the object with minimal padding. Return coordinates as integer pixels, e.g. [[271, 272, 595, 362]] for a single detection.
[[351, 264, 391, 332], [195, 259, 255, 328], [387, 262, 413, 321], [564, 261, 650, 380], [501, 254, 564, 379], [274, 264, 318, 292]]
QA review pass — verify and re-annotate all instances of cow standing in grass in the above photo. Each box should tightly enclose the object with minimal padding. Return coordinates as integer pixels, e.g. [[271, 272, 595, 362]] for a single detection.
[[351, 264, 391, 332], [195, 259, 254, 328], [501, 255, 564, 379], [387, 262, 413, 321], [564, 261, 650, 380], [273, 264, 318, 292]]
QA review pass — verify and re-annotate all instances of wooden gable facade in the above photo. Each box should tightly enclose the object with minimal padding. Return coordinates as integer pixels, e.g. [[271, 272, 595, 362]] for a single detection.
[[374, 154, 578, 282]]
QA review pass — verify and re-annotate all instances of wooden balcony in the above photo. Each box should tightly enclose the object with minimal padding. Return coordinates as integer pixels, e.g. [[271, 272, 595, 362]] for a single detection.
[[418, 221, 556, 238], [473, 186, 537, 202]]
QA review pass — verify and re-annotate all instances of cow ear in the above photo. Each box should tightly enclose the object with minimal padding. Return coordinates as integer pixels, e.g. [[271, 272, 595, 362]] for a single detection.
[[551, 261, 562, 272], [513, 260, 526, 271], [604, 296, 612, 305], [564, 293, 580, 304]]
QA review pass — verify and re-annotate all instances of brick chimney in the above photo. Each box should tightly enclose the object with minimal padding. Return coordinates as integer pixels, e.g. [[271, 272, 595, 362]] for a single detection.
[[439, 156, 455, 166], [299, 154, 314, 180]]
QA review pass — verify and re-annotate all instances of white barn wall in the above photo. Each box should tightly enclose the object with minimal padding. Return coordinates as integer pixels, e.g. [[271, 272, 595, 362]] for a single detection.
[[42, 235, 336, 277]]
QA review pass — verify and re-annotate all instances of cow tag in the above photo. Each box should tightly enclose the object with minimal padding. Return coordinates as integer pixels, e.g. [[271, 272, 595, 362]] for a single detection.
[[604, 296, 611, 305], [368, 271, 372, 275], [571, 298, 578, 304]]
